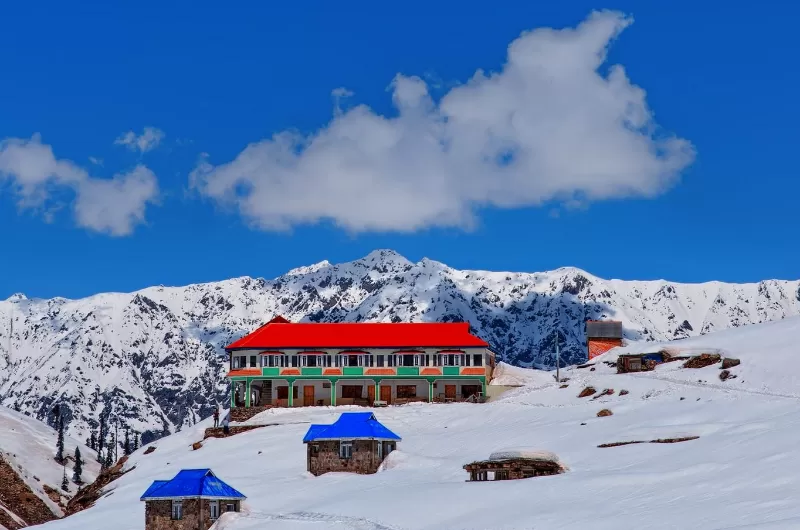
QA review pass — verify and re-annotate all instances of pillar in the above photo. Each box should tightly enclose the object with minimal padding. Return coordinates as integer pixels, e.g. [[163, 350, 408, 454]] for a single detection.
[[288, 380, 294, 407], [330, 380, 336, 406], [245, 379, 251, 408], [481, 377, 486, 399], [230, 383, 236, 408], [374, 379, 381, 404], [428, 380, 434, 403]]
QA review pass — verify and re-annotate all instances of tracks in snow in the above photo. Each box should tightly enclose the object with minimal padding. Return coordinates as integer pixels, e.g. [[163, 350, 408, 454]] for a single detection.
[[237, 510, 406, 530]]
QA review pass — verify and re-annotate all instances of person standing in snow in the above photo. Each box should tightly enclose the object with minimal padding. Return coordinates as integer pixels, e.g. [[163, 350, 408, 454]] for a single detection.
[[222, 411, 230, 435], [213, 407, 219, 428]]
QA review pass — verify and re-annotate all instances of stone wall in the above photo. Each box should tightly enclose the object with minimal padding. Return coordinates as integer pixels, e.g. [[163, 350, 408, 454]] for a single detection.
[[229, 406, 270, 423], [203, 425, 264, 440], [307, 440, 394, 476], [145, 498, 241, 530]]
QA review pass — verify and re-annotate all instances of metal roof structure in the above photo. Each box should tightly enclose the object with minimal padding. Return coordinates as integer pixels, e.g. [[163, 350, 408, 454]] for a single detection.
[[303, 412, 402, 443], [586, 320, 623, 339], [225, 315, 489, 351], [139, 469, 246, 501]]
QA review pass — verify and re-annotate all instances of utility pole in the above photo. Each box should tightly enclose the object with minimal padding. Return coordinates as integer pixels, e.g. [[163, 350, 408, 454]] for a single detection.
[[555, 328, 560, 383]]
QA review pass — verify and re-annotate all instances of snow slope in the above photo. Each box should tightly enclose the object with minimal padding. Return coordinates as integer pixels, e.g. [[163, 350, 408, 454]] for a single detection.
[[0, 407, 100, 523], [1, 249, 799, 443], [36, 317, 800, 529]]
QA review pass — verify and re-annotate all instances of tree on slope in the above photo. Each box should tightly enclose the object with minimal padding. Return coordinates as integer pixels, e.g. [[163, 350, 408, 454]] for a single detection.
[[104, 443, 114, 469], [124, 428, 131, 456], [73, 447, 83, 484], [132, 432, 139, 451], [61, 465, 69, 492], [97, 415, 106, 462], [55, 416, 65, 464]]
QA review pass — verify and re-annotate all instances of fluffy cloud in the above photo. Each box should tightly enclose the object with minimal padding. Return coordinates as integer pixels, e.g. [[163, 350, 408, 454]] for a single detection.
[[0, 135, 159, 236], [190, 11, 695, 233], [115, 127, 165, 153]]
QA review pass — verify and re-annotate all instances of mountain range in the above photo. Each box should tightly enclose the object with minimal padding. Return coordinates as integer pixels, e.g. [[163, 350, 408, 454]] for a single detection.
[[1, 249, 798, 443]]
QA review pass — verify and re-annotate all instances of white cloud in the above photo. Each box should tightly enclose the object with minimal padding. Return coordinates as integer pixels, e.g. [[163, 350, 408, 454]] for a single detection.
[[115, 126, 165, 153], [0, 135, 159, 236], [189, 11, 695, 233]]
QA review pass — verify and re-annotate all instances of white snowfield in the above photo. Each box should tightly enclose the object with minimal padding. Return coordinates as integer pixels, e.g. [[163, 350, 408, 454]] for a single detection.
[[0, 407, 100, 518], [37, 316, 800, 529]]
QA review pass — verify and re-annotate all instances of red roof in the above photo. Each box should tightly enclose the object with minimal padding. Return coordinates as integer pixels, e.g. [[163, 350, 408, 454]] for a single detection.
[[225, 316, 488, 351]]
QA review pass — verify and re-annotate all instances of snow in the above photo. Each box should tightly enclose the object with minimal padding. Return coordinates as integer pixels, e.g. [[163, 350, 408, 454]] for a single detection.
[[0, 407, 100, 517], [1, 250, 799, 442], [487, 449, 559, 463], [27, 316, 800, 529]]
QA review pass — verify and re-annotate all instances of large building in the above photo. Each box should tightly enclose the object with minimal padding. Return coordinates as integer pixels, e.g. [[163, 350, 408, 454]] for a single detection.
[[586, 320, 623, 360], [224, 316, 496, 410]]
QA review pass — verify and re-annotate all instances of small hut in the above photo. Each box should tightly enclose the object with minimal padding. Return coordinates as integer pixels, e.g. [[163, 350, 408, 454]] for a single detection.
[[140, 469, 245, 530], [464, 449, 564, 481], [303, 412, 401, 476], [617, 352, 668, 373]]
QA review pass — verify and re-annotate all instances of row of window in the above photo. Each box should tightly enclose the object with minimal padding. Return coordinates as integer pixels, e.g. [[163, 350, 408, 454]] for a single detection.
[[232, 353, 485, 369], [171, 500, 237, 521], [308, 441, 396, 460]]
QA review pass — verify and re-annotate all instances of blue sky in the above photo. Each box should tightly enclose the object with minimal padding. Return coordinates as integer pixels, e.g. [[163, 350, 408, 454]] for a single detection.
[[1, 1, 797, 300]]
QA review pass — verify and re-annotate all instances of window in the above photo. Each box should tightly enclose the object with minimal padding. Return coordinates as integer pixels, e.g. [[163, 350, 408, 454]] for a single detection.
[[226, 503, 236, 512], [377, 441, 383, 460], [210, 501, 219, 520], [290, 355, 298, 367], [339, 442, 352, 459], [473, 354, 483, 366], [171, 501, 183, 520], [385, 442, 395, 455], [277, 386, 298, 400], [397, 385, 416, 399], [310, 444, 319, 456], [341, 385, 362, 399], [376, 355, 384, 367], [249, 355, 257, 367]]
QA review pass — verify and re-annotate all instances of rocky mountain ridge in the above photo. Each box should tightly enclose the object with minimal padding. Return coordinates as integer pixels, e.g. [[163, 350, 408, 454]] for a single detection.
[[1, 249, 798, 442]]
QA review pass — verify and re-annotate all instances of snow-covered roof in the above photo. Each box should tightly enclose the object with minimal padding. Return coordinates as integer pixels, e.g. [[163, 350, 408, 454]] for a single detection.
[[488, 449, 560, 463], [139, 469, 246, 501], [303, 412, 402, 442]]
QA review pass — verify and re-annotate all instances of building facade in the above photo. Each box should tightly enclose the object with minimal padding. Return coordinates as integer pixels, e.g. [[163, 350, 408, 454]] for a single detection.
[[303, 412, 401, 476], [140, 469, 245, 530], [586, 320, 623, 360], [225, 316, 496, 410]]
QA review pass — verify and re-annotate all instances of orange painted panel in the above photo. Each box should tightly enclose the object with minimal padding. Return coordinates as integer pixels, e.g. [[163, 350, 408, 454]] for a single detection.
[[365, 368, 396, 376], [420, 368, 442, 376], [280, 368, 301, 376], [460, 367, 486, 376], [226, 369, 260, 377], [323, 368, 343, 376], [588, 338, 623, 360]]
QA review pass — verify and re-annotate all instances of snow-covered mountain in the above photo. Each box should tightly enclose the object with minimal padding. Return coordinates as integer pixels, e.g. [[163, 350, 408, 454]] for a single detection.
[[0, 249, 798, 443], [0, 406, 100, 529]]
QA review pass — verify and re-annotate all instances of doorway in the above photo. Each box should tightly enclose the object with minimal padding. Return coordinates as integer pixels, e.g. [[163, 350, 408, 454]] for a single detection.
[[445, 385, 457, 400], [368, 385, 375, 404], [380, 385, 391, 404], [303, 386, 315, 406]]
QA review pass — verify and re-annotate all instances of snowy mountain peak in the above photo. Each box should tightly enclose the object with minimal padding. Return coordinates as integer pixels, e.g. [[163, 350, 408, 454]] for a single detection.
[[0, 249, 799, 446], [5, 292, 27, 302]]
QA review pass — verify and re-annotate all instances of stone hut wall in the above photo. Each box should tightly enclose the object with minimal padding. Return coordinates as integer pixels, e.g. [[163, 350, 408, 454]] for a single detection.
[[307, 440, 394, 476], [145, 498, 241, 530]]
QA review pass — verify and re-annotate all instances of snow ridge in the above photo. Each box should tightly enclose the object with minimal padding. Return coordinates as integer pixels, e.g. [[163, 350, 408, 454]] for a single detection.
[[0, 250, 798, 443]]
